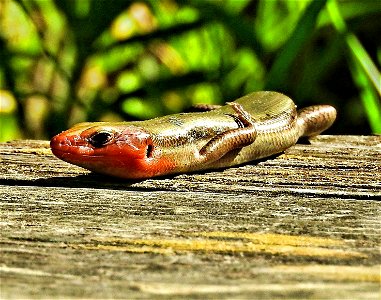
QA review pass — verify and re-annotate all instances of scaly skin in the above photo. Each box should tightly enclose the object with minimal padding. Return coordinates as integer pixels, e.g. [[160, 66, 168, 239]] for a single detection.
[[50, 91, 336, 179]]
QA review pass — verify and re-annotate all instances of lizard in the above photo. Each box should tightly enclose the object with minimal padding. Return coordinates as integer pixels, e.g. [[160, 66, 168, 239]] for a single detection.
[[50, 91, 336, 179]]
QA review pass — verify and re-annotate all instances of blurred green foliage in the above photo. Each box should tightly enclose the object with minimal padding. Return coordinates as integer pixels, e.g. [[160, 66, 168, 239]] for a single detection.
[[0, 0, 380, 142]]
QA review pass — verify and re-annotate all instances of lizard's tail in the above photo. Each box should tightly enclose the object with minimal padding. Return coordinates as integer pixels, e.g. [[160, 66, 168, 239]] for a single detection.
[[297, 105, 337, 137]]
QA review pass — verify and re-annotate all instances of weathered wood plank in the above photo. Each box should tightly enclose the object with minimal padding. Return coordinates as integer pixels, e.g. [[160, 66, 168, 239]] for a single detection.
[[0, 136, 380, 299]]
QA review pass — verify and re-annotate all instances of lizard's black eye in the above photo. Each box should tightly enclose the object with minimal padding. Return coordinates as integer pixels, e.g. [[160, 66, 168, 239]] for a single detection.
[[89, 131, 115, 148]]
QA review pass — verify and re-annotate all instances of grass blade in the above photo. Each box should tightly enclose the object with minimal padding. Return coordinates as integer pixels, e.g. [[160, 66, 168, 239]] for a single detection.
[[327, 0, 381, 133], [265, 0, 327, 90]]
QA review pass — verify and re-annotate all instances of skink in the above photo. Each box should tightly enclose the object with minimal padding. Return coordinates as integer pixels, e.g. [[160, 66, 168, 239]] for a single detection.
[[50, 91, 336, 179]]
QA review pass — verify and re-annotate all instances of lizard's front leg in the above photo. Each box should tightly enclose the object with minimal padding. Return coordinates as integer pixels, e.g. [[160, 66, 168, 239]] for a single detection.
[[197, 102, 257, 164]]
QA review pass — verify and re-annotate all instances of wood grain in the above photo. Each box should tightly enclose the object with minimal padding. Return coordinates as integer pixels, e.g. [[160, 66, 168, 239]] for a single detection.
[[0, 136, 380, 299]]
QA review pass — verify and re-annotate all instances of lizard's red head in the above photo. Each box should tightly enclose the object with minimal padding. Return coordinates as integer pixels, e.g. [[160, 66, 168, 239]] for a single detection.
[[50, 122, 175, 179]]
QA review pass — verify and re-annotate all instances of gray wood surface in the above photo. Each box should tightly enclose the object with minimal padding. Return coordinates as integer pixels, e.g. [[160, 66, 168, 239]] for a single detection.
[[0, 136, 380, 299]]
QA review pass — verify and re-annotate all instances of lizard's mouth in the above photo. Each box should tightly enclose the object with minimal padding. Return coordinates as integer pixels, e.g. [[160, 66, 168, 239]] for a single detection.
[[50, 134, 95, 157], [50, 147, 103, 161], [51, 145, 175, 179]]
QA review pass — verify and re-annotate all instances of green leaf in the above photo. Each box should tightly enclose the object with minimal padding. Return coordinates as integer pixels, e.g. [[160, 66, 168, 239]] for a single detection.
[[265, 0, 328, 90], [327, 0, 381, 133]]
